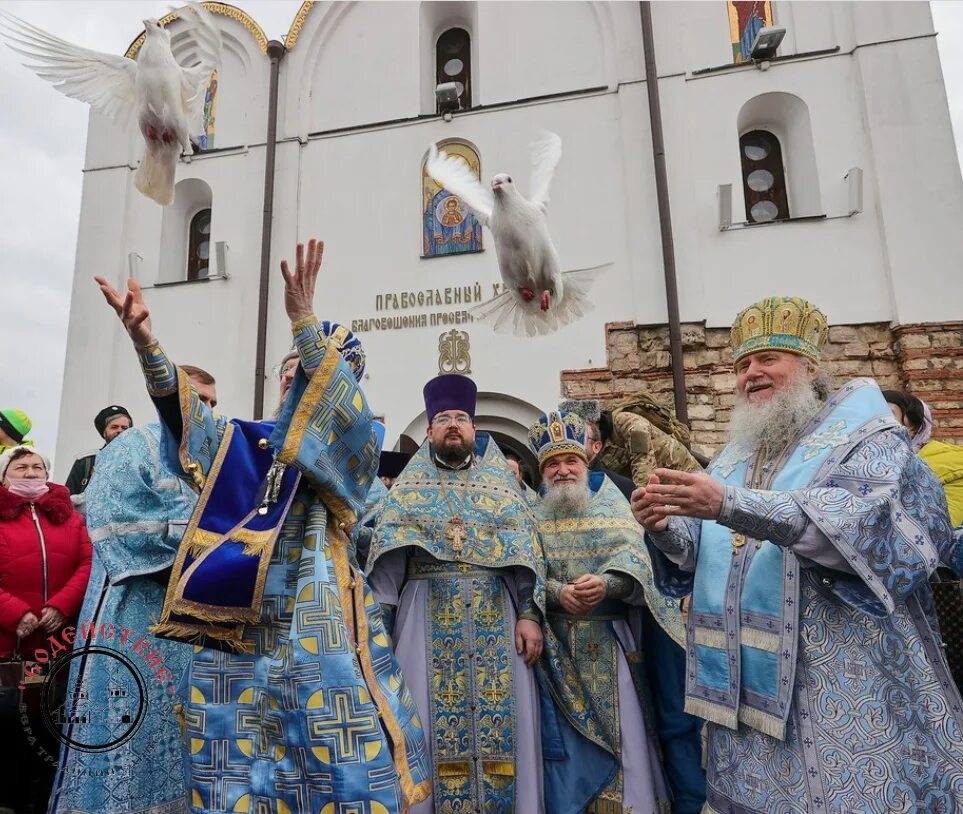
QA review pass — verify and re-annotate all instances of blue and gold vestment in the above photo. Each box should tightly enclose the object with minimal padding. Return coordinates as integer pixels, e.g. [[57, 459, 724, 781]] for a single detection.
[[136, 325, 431, 814], [49, 424, 195, 814], [647, 379, 963, 813], [537, 472, 685, 814], [368, 437, 616, 814]]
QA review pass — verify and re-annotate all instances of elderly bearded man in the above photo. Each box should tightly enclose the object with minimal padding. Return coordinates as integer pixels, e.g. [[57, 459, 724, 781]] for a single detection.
[[632, 296, 963, 814], [95, 240, 430, 814], [529, 410, 687, 814]]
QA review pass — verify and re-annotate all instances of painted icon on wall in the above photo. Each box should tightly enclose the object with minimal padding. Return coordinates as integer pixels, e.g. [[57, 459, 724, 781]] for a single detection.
[[728, 1, 773, 64], [422, 140, 483, 257], [195, 70, 218, 150]]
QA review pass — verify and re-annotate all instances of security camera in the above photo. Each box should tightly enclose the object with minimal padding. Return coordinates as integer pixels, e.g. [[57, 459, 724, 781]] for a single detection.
[[435, 82, 461, 115]]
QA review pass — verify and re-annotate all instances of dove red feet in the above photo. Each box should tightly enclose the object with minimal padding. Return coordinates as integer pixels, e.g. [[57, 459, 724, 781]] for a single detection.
[[540, 290, 551, 311], [519, 287, 536, 302], [145, 125, 177, 144]]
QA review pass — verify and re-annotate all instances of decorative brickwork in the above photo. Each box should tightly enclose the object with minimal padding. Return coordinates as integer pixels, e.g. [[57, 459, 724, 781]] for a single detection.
[[560, 321, 963, 458]]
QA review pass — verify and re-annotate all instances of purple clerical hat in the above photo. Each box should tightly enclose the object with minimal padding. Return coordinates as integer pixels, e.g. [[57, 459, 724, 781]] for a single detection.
[[378, 451, 412, 479], [423, 374, 477, 422]]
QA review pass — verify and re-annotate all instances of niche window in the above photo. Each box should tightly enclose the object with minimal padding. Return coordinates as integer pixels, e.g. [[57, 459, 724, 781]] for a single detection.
[[740, 130, 789, 223], [436, 28, 471, 111]]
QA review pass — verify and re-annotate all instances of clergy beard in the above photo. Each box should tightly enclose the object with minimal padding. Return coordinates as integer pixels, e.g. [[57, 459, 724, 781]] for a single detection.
[[435, 438, 473, 466], [730, 373, 824, 453], [542, 473, 592, 516]]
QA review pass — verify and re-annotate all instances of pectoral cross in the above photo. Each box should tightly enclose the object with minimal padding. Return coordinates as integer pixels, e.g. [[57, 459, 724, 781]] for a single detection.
[[446, 516, 468, 555]]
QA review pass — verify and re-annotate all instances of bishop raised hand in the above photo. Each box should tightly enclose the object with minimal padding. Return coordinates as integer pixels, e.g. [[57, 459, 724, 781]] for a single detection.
[[280, 238, 324, 324], [95, 276, 155, 348]]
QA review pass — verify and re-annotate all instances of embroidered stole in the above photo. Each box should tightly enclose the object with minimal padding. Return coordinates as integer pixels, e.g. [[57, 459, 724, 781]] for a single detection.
[[152, 419, 299, 652], [688, 379, 893, 738]]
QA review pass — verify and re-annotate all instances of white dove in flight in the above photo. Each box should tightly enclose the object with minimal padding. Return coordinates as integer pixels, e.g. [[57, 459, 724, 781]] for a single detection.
[[0, 3, 222, 206], [426, 131, 607, 337]]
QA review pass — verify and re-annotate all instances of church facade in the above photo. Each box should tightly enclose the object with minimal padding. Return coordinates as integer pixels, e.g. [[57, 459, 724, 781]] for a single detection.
[[55, 1, 963, 475]]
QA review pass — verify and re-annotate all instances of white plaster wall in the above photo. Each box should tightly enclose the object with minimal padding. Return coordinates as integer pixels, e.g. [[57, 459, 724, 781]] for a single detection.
[[56, 0, 963, 469], [268, 90, 645, 445]]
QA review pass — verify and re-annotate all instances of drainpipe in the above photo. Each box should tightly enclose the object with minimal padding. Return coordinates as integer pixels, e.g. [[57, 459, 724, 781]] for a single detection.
[[253, 39, 286, 419], [639, 2, 688, 425]]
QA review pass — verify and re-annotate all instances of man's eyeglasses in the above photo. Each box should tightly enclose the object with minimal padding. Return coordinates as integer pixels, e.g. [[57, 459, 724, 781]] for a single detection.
[[433, 414, 472, 427]]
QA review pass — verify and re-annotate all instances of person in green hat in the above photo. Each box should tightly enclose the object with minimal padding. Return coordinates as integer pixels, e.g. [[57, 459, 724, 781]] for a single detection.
[[0, 408, 32, 454]]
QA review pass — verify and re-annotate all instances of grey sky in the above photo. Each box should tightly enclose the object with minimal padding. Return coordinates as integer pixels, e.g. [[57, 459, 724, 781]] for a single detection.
[[0, 1, 961, 465]]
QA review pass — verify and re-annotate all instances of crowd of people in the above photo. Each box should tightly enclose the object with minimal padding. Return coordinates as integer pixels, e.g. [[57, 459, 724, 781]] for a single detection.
[[1, 240, 962, 814]]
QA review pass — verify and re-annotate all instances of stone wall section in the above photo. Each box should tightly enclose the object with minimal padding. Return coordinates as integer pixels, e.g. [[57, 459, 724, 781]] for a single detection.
[[560, 321, 963, 458]]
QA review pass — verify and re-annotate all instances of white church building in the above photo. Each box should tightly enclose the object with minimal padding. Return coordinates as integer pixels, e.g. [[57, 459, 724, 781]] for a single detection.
[[55, 0, 963, 475]]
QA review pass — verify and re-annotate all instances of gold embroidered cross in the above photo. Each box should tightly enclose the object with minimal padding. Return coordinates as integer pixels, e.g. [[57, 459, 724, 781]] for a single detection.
[[436, 605, 460, 628], [437, 682, 463, 707], [446, 516, 468, 554], [480, 679, 509, 706]]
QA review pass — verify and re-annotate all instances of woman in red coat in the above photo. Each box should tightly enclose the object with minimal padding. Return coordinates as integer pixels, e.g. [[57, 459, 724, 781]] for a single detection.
[[0, 445, 92, 814], [0, 446, 92, 659]]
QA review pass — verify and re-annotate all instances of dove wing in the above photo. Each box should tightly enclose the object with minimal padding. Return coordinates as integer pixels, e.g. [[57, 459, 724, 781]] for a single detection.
[[0, 9, 137, 123], [173, 3, 223, 131], [426, 143, 493, 225], [527, 130, 562, 210]]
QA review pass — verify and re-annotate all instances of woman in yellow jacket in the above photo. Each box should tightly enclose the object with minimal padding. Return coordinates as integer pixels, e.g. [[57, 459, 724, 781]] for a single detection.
[[883, 390, 963, 527]]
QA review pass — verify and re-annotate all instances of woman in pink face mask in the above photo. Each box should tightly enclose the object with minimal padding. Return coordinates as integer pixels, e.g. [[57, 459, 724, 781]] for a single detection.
[[0, 446, 92, 658]]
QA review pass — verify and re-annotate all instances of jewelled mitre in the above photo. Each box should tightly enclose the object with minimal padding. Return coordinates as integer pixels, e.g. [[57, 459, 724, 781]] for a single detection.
[[730, 296, 829, 364], [320, 320, 366, 380], [528, 410, 588, 469]]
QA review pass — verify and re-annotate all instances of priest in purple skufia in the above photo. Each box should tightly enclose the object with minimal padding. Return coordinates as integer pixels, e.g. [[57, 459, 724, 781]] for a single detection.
[[367, 373, 546, 812]]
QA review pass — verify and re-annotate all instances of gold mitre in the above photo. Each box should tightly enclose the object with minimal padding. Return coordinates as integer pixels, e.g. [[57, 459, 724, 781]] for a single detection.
[[730, 296, 829, 364]]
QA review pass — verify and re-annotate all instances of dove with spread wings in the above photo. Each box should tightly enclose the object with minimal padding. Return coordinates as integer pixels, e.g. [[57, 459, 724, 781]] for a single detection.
[[0, 3, 222, 206], [426, 131, 607, 337]]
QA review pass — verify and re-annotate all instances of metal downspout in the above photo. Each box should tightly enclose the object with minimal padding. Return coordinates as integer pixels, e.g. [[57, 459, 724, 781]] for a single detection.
[[253, 40, 287, 419], [639, 2, 689, 425]]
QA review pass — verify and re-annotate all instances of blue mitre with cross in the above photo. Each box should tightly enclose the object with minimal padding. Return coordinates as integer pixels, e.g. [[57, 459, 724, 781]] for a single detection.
[[528, 410, 588, 468]]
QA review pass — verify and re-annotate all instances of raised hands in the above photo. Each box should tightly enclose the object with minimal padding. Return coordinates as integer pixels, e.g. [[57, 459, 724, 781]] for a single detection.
[[95, 276, 154, 347], [280, 239, 323, 323]]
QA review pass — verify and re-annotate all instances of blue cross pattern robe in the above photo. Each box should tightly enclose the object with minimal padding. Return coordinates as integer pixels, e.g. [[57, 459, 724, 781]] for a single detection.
[[48, 423, 196, 814], [137, 324, 431, 814], [646, 378, 963, 814]]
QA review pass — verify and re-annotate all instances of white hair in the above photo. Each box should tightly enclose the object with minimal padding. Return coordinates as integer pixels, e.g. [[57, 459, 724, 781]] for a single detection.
[[541, 468, 592, 516], [729, 362, 827, 453]]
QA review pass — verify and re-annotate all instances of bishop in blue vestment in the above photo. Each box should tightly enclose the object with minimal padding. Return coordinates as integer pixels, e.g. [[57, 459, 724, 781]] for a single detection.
[[95, 240, 430, 814], [634, 296, 963, 814]]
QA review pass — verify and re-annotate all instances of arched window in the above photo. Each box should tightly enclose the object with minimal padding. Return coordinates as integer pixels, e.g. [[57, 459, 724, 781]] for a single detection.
[[740, 130, 789, 223], [187, 208, 212, 280], [422, 140, 483, 257], [436, 28, 471, 111]]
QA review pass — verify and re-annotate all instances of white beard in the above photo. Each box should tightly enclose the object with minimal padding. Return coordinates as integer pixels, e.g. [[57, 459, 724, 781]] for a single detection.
[[729, 374, 823, 453], [542, 474, 592, 515]]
